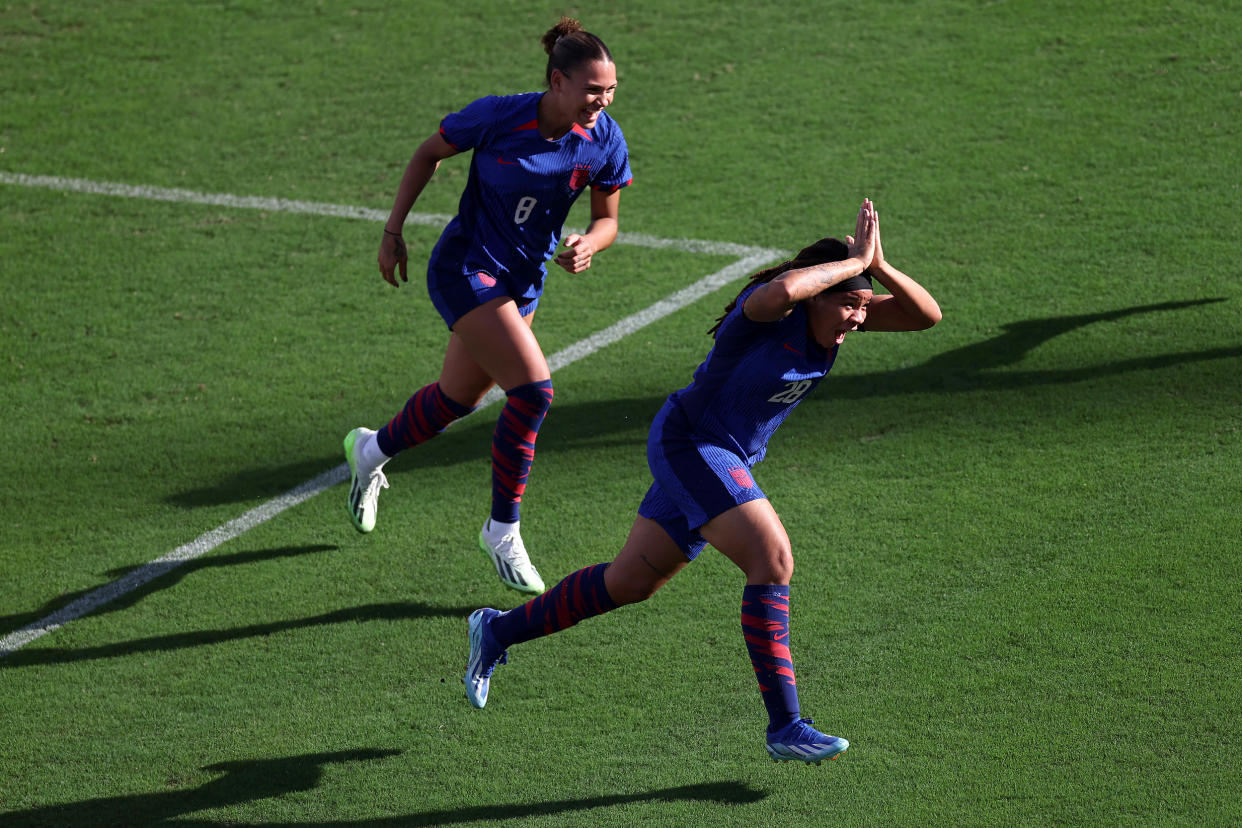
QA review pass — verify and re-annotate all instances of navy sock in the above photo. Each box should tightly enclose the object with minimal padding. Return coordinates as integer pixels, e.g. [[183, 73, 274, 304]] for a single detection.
[[490, 563, 618, 648], [376, 382, 473, 457], [741, 584, 801, 733], [490, 379, 554, 524]]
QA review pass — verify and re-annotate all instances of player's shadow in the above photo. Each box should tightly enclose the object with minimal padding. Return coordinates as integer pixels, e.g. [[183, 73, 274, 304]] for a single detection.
[[0, 749, 396, 827], [0, 544, 338, 638], [0, 601, 474, 670], [828, 297, 1237, 397], [1, 744, 764, 826], [165, 393, 666, 509], [166, 456, 346, 509], [165, 298, 1236, 509]]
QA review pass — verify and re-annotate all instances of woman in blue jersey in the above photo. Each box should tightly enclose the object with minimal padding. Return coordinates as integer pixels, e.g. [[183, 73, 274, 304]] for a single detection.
[[463, 199, 942, 764], [343, 17, 632, 595]]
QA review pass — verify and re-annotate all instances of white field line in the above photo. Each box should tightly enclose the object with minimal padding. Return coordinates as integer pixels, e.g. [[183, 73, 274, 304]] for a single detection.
[[0, 172, 786, 657]]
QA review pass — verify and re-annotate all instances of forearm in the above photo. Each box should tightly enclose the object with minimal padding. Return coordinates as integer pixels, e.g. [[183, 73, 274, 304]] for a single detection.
[[871, 260, 942, 327], [775, 257, 869, 305], [385, 151, 441, 233], [579, 215, 619, 253]]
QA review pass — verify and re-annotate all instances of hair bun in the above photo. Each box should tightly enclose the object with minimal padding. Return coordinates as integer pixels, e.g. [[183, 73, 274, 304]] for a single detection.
[[542, 16, 584, 54]]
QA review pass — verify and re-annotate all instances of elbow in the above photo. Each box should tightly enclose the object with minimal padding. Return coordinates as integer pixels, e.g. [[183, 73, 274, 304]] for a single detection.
[[768, 279, 798, 309], [922, 303, 943, 329]]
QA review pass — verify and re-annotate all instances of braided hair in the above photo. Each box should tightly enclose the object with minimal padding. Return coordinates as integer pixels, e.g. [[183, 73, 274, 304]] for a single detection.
[[707, 237, 851, 337]]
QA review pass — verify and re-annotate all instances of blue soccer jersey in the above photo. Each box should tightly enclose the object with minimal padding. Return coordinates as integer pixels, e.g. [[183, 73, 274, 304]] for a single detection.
[[669, 284, 840, 466], [430, 92, 632, 303]]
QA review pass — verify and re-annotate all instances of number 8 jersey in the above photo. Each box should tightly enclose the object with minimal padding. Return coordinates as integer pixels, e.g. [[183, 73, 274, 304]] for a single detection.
[[666, 283, 842, 467], [430, 92, 633, 305]]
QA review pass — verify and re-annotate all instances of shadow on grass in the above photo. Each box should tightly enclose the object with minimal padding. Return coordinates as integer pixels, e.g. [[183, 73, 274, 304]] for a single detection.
[[829, 297, 1238, 397], [2, 744, 763, 827], [167, 298, 1237, 508], [1, 601, 473, 669], [0, 545, 338, 637], [165, 392, 667, 509], [166, 456, 349, 509]]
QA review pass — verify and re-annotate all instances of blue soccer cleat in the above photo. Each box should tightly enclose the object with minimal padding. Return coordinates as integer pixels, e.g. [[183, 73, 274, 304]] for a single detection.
[[765, 718, 849, 764], [463, 608, 508, 708]]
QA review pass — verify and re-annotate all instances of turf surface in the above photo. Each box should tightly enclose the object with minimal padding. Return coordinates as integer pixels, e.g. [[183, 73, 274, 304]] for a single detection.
[[2, 0, 1239, 825]]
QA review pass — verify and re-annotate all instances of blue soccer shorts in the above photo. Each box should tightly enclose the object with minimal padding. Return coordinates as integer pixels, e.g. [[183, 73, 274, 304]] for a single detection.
[[638, 400, 767, 560], [427, 262, 539, 329]]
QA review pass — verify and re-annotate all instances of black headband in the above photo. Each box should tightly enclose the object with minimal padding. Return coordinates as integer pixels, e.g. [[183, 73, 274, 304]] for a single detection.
[[825, 273, 873, 294]]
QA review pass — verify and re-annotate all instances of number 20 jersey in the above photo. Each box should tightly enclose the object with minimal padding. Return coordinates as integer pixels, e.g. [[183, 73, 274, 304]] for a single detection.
[[431, 92, 633, 300], [666, 283, 841, 467]]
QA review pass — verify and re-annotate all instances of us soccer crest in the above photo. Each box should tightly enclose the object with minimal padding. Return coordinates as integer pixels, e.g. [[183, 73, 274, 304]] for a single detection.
[[569, 164, 592, 191]]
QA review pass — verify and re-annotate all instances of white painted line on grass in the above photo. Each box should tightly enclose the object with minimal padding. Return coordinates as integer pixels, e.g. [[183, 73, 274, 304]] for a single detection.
[[0, 171, 775, 258], [0, 466, 347, 657], [0, 172, 787, 657]]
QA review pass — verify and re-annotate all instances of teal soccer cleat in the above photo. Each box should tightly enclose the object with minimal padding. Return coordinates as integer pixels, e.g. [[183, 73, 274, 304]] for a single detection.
[[463, 607, 508, 708]]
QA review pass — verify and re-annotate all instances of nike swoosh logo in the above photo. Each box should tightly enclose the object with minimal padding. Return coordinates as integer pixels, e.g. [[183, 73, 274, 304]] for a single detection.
[[496, 156, 519, 165], [783, 342, 803, 355]]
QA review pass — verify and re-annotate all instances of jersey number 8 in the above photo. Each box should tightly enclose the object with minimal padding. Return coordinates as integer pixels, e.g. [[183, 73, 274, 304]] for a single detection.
[[514, 196, 537, 225]]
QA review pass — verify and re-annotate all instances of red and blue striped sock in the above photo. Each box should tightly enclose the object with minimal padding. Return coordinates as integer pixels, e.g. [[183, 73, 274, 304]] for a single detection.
[[490, 563, 617, 647], [742, 584, 801, 733], [490, 379, 554, 524], [375, 382, 474, 457]]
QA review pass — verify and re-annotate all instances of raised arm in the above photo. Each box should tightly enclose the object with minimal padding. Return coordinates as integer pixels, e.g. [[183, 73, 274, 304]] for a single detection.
[[378, 131, 461, 286], [743, 199, 877, 323], [859, 209, 942, 332]]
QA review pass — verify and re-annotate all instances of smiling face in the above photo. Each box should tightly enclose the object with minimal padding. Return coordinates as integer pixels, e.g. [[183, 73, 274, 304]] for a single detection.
[[549, 59, 617, 130], [808, 289, 873, 347]]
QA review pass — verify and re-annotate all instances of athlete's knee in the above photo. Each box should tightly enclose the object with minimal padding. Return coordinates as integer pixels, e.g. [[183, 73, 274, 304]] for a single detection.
[[744, 543, 793, 585]]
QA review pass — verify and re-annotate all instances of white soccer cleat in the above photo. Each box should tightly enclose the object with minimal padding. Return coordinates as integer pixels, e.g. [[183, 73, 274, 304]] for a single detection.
[[344, 427, 388, 534], [478, 520, 545, 594]]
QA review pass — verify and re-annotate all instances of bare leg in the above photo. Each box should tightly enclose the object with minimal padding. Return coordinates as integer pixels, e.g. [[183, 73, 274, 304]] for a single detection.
[[446, 298, 548, 394], [604, 516, 693, 605], [437, 306, 539, 406], [698, 499, 793, 585]]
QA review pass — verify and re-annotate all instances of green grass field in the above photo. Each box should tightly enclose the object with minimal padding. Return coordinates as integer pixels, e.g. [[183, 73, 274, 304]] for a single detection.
[[2, 0, 1240, 825]]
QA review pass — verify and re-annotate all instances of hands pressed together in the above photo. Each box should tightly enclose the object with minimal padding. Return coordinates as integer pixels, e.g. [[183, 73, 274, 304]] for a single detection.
[[844, 197, 887, 274]]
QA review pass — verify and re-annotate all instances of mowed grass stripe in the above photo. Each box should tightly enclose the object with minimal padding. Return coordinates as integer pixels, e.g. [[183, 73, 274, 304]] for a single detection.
[[0, 172, 786, 656]]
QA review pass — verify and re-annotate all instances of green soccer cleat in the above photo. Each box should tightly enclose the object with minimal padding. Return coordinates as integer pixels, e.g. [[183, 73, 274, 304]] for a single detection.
[[344, 427, 388, 534], [478, 520, 545, 594]]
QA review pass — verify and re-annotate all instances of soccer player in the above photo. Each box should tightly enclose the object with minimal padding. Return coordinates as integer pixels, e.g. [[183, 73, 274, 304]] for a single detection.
[[344, 18, 632, 594], [463, 199, 942, 763]]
